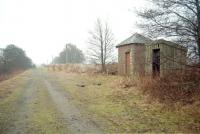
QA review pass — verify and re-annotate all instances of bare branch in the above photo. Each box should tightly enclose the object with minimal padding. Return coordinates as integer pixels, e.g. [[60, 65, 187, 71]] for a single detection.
[[87, 19, 115, 72]]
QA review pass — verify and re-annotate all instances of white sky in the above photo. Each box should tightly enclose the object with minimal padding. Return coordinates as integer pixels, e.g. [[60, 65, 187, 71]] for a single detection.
[[0, 0, 148, 65]]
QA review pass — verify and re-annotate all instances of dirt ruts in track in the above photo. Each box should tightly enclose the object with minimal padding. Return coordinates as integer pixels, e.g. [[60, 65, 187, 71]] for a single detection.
[[6, 77, 36, 134], [44, 78, 102, 134], [1, 70, 103, 134]]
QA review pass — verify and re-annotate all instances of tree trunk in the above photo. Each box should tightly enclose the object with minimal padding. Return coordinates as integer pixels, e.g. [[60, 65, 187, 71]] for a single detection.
[[101, 43, 105, 72], [197, 41, 200, 64], [102, 63, 106, 73], [196, 0, 200, 64]]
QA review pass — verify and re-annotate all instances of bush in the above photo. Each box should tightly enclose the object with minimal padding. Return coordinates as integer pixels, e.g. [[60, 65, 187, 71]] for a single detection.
[[140, 68, 200, 105]]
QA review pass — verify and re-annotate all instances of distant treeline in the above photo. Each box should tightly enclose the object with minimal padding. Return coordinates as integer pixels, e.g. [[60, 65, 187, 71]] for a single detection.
[[52, 44, 85, 64], [0, 44, 35, 75]]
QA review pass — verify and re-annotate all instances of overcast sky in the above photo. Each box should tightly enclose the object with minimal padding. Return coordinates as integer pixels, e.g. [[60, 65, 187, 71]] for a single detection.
[[0, 0, 148, 65]]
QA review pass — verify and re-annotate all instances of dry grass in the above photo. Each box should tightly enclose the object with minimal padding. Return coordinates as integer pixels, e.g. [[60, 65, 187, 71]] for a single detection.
[[0, 70, 24, 82], [140, 68, 200, 105], [0, 70, 29, 99], [113, 76, 137, 89], [106, 63, 118, 75], [44, 64, 200, 132], [46, 64, 200, 106], [46, 63, 118, 75], [46, 70, 200, 133], [47, 64, 101, 74]]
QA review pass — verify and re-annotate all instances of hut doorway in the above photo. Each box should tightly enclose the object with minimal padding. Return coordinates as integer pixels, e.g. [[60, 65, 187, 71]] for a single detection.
[[125, 52, 130, 75], [152, 49, 160, 76]]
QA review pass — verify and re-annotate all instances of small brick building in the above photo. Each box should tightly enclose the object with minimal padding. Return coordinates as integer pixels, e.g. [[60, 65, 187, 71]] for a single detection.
[[116, 33, 187, 76]]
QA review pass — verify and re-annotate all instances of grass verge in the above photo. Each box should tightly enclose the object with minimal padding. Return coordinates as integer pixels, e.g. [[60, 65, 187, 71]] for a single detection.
[[47, 71, 200, 133], [0, 71, 31, 133]]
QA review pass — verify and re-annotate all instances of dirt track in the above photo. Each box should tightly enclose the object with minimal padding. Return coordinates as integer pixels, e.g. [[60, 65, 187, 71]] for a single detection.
[[0, 69, 102, 134], [1, 69, 198, 134]]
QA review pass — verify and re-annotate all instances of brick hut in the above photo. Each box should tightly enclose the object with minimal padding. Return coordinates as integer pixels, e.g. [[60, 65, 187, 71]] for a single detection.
[[116, 33, 187, 76]]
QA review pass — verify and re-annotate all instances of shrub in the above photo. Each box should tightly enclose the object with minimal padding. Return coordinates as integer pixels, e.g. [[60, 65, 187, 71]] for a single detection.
[[140, 68, 200, 105]]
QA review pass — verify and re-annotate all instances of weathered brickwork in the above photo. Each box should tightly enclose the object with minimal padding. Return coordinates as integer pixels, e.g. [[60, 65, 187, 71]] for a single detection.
[[118, 45, 133, 75], [117, 44, 146, 76], [117, 40, 187, 76]]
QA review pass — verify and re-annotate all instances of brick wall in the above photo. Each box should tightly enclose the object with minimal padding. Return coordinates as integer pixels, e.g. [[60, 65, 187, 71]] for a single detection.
[[117, 45, 133, 75], [117, 44, 145, 76]]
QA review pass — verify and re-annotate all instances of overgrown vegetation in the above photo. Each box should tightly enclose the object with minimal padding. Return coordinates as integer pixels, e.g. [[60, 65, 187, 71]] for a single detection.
[[47, 70, 200, 133], [140, 68, 200, 105]]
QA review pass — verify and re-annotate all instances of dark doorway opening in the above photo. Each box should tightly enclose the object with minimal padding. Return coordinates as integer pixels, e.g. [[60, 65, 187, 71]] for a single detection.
[[152, 49, 160, 77], [125, 52, 130, 75]]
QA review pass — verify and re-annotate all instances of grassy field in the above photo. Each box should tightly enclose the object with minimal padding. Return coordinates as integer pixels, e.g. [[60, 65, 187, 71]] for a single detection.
[[47, 70, 200, 133]]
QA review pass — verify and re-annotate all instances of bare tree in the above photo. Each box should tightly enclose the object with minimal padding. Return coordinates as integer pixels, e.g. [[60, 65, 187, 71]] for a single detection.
[[137, 0, 200, 63], [88, 19, 114, 72]]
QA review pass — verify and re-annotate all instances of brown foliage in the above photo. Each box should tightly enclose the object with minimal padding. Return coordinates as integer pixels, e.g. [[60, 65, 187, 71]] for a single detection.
[[48, 64, 102, 74], [115, 77, 137, 89], [106, 63, 118, 75], [140, 68, 200, 105], [47, 63, 119, 75]]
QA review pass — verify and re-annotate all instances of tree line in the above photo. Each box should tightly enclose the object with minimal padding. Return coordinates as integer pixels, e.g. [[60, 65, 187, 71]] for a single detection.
[[52, 44, 85, 64], [0, 44, 34, 75]]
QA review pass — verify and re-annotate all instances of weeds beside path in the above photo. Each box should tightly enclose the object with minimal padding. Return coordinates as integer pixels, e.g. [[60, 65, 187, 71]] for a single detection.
[[0, 69, 200, 133], [47, 70, 200, 133]]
